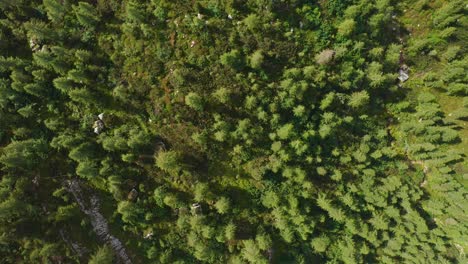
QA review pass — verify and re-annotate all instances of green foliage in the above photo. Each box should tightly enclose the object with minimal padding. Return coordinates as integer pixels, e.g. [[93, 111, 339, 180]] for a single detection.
[[311, 236, 330, 253], [76, 161, 99, 179], [24, 20, 58, 41], [69, 143, 97, 162], [88, 246, 114, 264], [242, 240, 267, 264], [74, 2, 100, 27], [155, 150, 182, 176], [0, 139, 48, 171], [225, 222, 236, 240], [214, 197, 230, 214], [0, 0, 466, 263], [185, 92, 203, 111], [43, 0, 68, 23], [243, 14, 260, 31], [442, 46, 461, 62], [212, 87, 230, 104], [126, 2, 146, 23], [432, 0, 464, 29], [277, 123, 294, 140], [348, 91, 370, 108], [117, 201, 144, 225], [0, 196, 34, 221], [262, 190, 279, 208], [249, 50, 264, 69], [338, 19, 356, 36], [220, 50, 243, 69]]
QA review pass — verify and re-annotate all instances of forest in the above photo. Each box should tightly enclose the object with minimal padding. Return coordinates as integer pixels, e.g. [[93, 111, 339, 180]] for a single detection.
[[0, 0, 466, 263]]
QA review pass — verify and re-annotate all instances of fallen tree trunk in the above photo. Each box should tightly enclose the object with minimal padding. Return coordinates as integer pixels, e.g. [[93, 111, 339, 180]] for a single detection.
[[66, 179, 132, 264]]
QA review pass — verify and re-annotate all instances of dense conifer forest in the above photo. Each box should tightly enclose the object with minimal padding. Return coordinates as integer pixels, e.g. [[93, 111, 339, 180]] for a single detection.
[[0, 0, 466, 263]]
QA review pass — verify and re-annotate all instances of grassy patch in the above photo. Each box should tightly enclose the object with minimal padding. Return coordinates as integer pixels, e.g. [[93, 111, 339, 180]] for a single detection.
[[400, 0, 467, 188]]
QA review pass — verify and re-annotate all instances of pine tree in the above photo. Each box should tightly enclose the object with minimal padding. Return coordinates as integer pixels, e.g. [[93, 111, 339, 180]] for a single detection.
[[367, 62, 386, 88], [338, 19, 356, 36], [225, 222, 236, 240], [88, 246, 114, 264], [155, 150, 182, 176], [33, 51, 54, 69], [38, 243, 60, 261], [76, 161, 99, 179], [277, 123, 294, 140], [68, 88, 96, 105], [69, 143, 97, 162], [117, 201, 143, 225], [43, 0, 69, 23], [24, 20, 58, 41], [212, 87, 231, 104], [185, 92, 203, 111], [348, 91, 370, 108], [243, 14, 260, 31], [0, 197, 34, 221], [74, 2, 100, 27], [220, 50, 243, 69], [214, 197, 230, 214], [194, 183, 212, 202], [262, 190, 280, 208], [24, 83, 47, 97], [242, 240, 267, 264], [255, 232, 272, 250], [249, 50, 264, 69], [126, 2, 146, 23], [0, 139, 48, 171]]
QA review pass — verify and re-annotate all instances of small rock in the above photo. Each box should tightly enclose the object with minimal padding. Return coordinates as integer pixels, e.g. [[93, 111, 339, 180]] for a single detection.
[[191, 203, 202, 214], [127, 188, 138, 201], [93, 119, 104, 134]]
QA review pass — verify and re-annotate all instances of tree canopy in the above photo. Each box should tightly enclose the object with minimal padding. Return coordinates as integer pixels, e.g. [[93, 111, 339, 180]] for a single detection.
[[0, 0, 466, 263]]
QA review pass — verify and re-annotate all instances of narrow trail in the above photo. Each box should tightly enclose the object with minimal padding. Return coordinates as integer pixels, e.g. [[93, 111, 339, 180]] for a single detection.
[[392, 11, 429, 186], [66, 179, 132, 264]]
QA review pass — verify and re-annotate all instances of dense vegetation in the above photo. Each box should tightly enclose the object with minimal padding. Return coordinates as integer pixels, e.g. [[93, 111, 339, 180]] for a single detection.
[[0, 0, 466, 263]]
